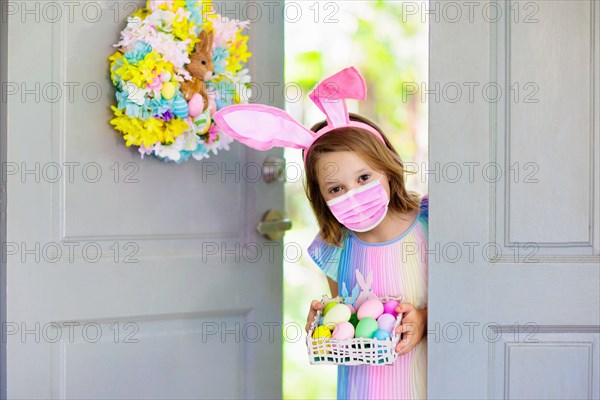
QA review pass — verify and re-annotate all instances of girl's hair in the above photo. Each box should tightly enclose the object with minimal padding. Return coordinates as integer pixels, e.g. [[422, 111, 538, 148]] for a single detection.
[[303, 113, 421, 247]]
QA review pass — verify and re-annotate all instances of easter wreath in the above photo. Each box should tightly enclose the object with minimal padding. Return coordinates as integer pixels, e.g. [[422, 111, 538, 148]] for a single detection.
[[108, 0, 252, 163]]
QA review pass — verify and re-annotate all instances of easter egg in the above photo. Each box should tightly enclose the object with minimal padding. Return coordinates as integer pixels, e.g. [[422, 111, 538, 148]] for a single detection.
[[377, 313, 396, 333], [322, 302, 337, 316], [323, 304, 351, 329], [348, 313, 359, 328], [357, 298, 384, 320], [208, 96, 217, 114], [193, 110, 211, 134], [332, 321, 355, 340], [355, 317, 378, 338], [312, 325, 331, 356], [161, 82, 176, 100], [312, 325, 331, 339], [188, 93, 204, 117], [172, 95, 189, 119], [373, 329, 391, 341], [383, 300, 400, 316], [160, 71, 172, 82]]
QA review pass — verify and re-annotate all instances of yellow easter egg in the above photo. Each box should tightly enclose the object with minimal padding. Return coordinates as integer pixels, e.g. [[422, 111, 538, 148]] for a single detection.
[[312, 325, 331, 355], [161, 82, 176, 100], [312, 325, 331, 339]]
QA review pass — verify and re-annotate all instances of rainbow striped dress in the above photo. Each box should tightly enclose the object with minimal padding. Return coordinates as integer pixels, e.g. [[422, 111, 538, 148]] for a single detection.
[[307, 194, 428, 400]]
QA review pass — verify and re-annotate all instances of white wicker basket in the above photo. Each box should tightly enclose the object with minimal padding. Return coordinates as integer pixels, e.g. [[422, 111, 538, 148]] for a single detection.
[[306, 295, 404, 366]]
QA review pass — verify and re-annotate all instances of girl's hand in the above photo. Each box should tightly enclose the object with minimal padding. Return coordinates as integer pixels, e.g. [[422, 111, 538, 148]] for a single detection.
[[394, 303, 427, 355], [305, 300, 323, 333]]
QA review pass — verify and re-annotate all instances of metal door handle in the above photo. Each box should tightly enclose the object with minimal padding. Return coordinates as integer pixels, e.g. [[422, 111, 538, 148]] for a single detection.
[[256, 209, 292, 240]]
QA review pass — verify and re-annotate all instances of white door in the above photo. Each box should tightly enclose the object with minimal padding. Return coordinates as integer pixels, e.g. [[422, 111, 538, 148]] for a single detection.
[[429, 0, 599, 398], [1, 1, 284, 398]]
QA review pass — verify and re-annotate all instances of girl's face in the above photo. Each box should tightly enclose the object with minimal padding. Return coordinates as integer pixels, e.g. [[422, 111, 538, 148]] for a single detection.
[[316, 151, 390, 203]]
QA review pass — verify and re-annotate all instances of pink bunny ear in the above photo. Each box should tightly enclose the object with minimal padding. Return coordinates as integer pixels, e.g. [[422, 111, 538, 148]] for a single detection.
[[213, 104, 316, 151], [308, 66, 367, 128]]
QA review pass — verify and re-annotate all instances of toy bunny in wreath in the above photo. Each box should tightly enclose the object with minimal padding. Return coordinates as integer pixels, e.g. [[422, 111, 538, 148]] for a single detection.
[[180, 29, 214, 113]]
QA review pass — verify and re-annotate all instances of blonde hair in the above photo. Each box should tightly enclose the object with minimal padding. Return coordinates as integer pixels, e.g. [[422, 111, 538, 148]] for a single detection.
[[303, 113, 421, 247]]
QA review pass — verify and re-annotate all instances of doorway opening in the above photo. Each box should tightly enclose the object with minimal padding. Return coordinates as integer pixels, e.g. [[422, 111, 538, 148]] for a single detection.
[[281, 1, 429, 398]]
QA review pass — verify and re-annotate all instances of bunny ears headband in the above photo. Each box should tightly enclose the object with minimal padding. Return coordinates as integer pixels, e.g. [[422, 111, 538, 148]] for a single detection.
[[212, 66, 386, 165]]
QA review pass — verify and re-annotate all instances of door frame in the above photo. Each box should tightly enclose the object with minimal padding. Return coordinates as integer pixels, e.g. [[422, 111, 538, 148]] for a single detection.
[[1, 1, 8, 397]]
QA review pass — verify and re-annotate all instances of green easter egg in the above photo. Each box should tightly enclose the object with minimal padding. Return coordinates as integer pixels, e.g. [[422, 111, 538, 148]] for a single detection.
[[322, 302, 337, 316], [349, 313, 359, 328], [355, 317, 378, 338]]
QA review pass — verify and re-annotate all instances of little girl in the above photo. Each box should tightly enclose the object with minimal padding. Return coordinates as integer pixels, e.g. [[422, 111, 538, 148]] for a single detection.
[[213, 66, 428, 400]]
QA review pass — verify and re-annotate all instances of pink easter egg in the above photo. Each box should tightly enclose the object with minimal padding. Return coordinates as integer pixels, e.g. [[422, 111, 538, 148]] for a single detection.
[[377, 313, 396, 333], [188, 94, 204, 117], [332, 321, 355, 340], [383, 300, 400, 317], [208, 94, 217, 114], [357, 298, 384, 320]]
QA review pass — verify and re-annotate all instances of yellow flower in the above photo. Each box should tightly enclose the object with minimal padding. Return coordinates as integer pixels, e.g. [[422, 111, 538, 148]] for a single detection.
[[108, 51, 124, 86], [172, 13, 195, 42], [132, 7, 149, 20], [225, 29, 251, 74], [111, 51, 175, 88], [110, 106, 188, 147]]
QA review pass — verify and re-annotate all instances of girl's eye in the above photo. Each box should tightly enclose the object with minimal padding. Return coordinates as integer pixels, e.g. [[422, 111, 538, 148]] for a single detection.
[[328, 174, 370, 195]]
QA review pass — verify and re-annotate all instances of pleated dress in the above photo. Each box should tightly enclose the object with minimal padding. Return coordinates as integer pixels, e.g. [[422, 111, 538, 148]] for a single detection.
[[307, 194, 428, 400]]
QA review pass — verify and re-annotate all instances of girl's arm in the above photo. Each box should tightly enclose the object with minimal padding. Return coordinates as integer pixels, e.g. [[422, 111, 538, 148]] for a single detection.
[[327, 277, 338, 298]]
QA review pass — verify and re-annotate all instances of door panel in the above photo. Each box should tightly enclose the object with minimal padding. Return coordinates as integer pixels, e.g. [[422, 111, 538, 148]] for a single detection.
[[3, 1, 284, 398], [429, 1, 599, 398]]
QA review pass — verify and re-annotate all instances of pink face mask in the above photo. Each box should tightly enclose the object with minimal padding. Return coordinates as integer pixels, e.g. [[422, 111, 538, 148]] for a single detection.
[[325, 177, 390, 232]]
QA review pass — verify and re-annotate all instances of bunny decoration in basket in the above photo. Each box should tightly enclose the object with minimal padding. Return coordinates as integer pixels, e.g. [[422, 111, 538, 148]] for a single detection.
[[353, 270, 376, 309], [340, 281, 360, 313], [306, 269, 405, 366]]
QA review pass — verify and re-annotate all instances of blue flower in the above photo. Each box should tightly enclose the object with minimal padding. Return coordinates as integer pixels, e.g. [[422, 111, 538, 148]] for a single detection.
[[115, 90, 151, 119], [186, 0, 204, 30], [192, 141, 209, 157], [124, 41, 153, 63], [214, 81, 236, 110], [148, 96, 174, 116], [212, 47, 229, 74]]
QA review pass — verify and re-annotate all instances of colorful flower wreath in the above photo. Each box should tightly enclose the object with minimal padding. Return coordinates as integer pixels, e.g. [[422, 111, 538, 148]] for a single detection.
[[109, 0, 252, 163]]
